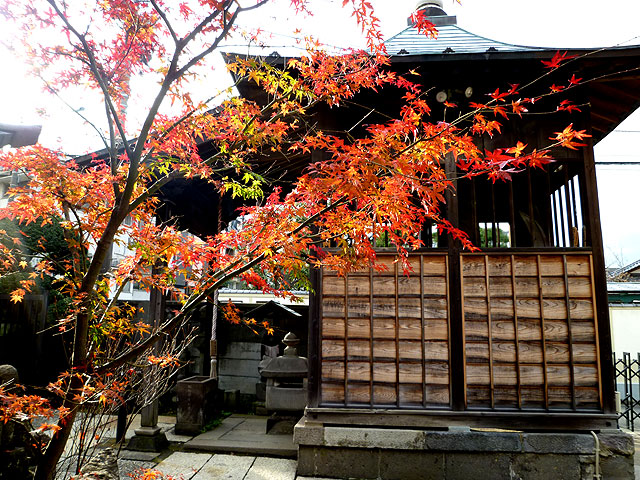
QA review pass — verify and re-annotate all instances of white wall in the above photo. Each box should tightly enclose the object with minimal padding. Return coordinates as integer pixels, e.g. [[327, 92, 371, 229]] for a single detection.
[[609, 306, 640, 356]]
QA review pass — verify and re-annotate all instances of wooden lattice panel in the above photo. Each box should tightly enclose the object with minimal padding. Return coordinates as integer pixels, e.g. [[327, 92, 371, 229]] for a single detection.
[[320, 254, 451, 408], [461, 253, 601, 410]]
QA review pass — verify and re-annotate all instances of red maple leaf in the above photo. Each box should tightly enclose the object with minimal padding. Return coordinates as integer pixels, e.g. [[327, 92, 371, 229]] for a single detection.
[[541, 51, 577, 69]]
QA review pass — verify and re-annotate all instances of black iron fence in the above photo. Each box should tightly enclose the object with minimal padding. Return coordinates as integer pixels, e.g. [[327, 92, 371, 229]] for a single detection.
[[614, 352, 640, 431]]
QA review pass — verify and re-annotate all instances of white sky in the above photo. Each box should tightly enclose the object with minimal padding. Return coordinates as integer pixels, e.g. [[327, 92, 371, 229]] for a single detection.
[[1, 0, 639, 266]]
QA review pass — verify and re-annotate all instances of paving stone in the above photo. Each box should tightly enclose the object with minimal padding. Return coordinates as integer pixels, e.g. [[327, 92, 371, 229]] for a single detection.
[[242, 456, 296, 480], [191, 453, 255, 480], [165, 426, 195, 443], [119, 449, 161, 461], [117, 459, 155, 479], [295, 477, 337, 480], [154, 451, 212, 479], [232, 417, 269, 433]]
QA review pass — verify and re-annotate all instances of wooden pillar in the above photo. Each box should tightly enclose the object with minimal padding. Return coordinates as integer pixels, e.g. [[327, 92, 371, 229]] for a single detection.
[[581, 128, 616, 415], [445, 154, 465, 411]]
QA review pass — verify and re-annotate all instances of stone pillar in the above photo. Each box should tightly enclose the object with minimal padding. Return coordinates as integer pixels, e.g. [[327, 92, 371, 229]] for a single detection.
[[126, 272, 168, 451]]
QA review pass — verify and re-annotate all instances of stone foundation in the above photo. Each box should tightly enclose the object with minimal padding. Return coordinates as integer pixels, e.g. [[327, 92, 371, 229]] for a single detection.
[[294, 417, 635, 480]]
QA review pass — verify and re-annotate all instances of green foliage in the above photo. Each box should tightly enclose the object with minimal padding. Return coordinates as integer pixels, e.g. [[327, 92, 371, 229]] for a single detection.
[[200, 411, 231, 433]]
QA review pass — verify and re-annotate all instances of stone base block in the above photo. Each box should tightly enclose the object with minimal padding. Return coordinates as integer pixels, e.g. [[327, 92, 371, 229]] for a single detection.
[[294, 417, 635, 480], [126, 429, 168, 452]]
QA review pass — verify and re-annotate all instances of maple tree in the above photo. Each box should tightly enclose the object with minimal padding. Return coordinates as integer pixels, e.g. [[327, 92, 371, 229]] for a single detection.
[[0, 0, 592, 478]]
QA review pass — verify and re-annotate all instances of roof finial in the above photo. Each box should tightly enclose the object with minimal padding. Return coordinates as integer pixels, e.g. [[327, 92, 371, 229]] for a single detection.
[[409, 0, 456, 26], [414, 1, 446, 17]]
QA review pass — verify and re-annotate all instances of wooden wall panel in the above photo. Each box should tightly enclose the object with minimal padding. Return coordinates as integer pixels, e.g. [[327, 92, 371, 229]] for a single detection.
[[318, 251, 601, 413], [461, 253, 601, 411], [319, 253, 450, 408]]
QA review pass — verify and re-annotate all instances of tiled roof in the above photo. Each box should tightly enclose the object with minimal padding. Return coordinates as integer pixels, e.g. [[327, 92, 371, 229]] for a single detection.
[[609, 258, 640, 279], [385, 16, 546, 57]]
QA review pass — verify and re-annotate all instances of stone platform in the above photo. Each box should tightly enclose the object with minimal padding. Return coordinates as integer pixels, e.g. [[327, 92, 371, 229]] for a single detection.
[[184, 414, 297, 457], [294, 417, 636, 480]]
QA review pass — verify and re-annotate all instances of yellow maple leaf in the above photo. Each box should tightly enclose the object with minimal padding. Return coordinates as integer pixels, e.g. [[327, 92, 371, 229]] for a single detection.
[[10, 289, 24, 303], [19, 261, 28, 269]]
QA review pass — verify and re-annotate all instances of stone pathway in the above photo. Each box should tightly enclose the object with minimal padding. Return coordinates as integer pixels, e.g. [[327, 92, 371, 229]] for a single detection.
[[185, 415, 296, 457], [119, 451, 330, 480]]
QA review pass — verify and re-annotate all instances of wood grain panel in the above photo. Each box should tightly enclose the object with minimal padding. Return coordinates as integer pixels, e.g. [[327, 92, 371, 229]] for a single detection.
[[398, 318, 422, 340], [422, 297, 449, 319], [573, 365, 599, 387], [322, 317, 345, 338], [489, 276, 514, 297], [489, 298, 515, 320], [519, 364, 545, 386], [565, 255, 591, 276], [423, 319, 449, 341], [373, 384, 397, 404], [463, 276, 487, 297], [518, 341, 544, 364], [466, 364, 491, 385], [399, 363, 423, 383], [372, 317, 396, 339], [513, 255, 540, 276], [420, 276, 447, 296], [424, 362, 450, 385], [462, 257, 485, 277], [467, 341, 517, 363], [347, 276, 371, 296], [567, 277, 593, 298], [347, 317, 370, 338], [322, 340, 345, 359], [347, 339, 370, 360], [399, 383, 423, 404], [349, 297, 372, 318], [422, 256, 447, 276], [346, 362, 371, 382], [545, 342, 570, 364], [488, 256, 513, 277], [347, 383, 371, 403], [570, 321, 596, 342], [538, 256, 564, 276], [494, 387, 519, 405], [572, 343, 597, 363], [372, 362, 397, 383], [323, 276, 345, 296], [321, 383, 344, 403], [373, 340, 396, 360], [376, 256, 420, 275], [423, 341, 449, 362], [424, 385, 450, 405], [322, 297, 346, 318], [398, 340, 422, 361], [321, 361, 344, 381], [396, 297, 420, 318]]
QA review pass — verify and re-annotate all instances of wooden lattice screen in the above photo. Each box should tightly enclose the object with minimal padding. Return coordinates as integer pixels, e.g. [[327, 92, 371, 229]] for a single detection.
[[320, 254, 451, 407], [462, 253, 602, 410], [318, 251, 602, 411]]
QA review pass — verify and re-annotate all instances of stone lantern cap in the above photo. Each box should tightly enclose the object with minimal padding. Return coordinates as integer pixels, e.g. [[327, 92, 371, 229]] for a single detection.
[[260, 331, 308, 378]]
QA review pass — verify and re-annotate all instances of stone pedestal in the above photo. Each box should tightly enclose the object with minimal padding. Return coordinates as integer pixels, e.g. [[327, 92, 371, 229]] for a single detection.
[[294, 417, 635, 480], [175, 376, 219, 435], [126, 401, 168, 452]]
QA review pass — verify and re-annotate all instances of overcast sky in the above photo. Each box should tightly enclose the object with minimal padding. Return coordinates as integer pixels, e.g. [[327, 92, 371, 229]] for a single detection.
[[1, 0, 639, 266]]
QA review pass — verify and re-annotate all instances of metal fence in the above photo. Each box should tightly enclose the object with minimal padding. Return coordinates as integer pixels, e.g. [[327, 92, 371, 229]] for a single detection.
[[614, 352, 640, 431]]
